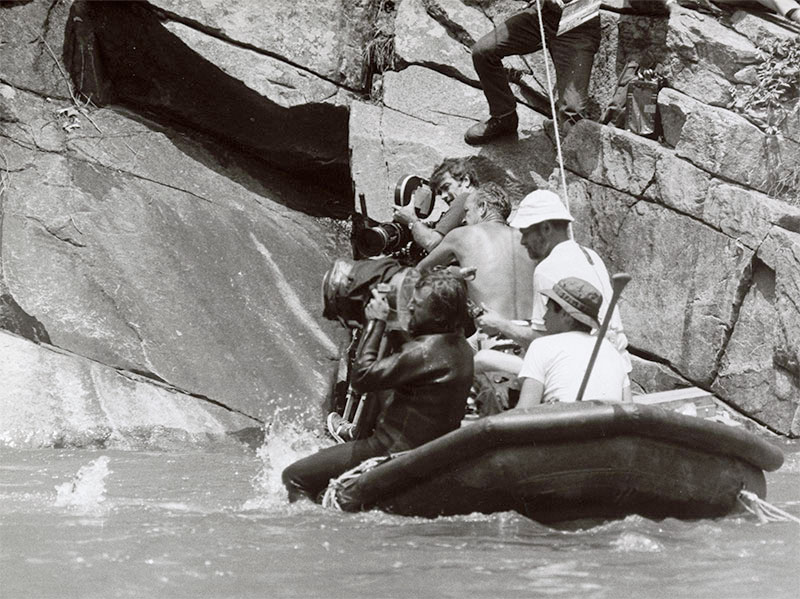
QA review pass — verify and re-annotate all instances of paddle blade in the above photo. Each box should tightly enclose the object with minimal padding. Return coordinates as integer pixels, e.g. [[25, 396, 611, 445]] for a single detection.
[[611, 272, 631, 295]]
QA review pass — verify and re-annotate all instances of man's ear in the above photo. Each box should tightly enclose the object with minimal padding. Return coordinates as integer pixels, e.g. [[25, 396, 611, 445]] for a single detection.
[[462, 175, 472, 189]]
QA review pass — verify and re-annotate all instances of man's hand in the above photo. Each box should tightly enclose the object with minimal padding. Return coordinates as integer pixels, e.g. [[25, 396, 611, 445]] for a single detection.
[[476, 307, 507, 336], [392, 203, 418, 227], [365, 288, 390, 321]]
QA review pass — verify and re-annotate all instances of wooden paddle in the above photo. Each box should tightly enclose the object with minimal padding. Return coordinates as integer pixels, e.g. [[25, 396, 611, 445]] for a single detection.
[[575, 272, 631, 402]]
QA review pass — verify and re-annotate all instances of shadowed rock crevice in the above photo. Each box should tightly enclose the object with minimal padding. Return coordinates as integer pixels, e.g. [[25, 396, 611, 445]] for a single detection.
[[63, 0, 354, 208], [710, 253, 761, 380], [0, 293, 51, 344]]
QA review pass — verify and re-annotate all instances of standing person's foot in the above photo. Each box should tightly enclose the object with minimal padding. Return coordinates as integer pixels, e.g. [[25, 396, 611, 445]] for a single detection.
[[464, 112, 518, 145], [327, 412, 356, 443]]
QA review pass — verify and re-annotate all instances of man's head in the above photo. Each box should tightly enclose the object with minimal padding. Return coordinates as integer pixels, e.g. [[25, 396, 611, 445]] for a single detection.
[[430, 158, 479, 204], [509, 190, 573, 260], [464, 182, 511, 225], [408, 270, 469, 336], [540, 277, 601, 335]]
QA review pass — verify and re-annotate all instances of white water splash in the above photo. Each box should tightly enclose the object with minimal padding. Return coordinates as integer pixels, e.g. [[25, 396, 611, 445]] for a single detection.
[[54, 456, 111, 512], [611, 532, 663, 553], [243, 412, 331, 510]]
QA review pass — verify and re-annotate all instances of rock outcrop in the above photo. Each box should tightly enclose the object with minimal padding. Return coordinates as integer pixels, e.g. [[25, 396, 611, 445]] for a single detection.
[[1, 0, 798, 441]]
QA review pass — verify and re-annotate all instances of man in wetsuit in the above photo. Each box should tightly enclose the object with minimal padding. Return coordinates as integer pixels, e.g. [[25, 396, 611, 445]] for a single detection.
[[282, 270, 474, 503], [392, 157, 479, 252]]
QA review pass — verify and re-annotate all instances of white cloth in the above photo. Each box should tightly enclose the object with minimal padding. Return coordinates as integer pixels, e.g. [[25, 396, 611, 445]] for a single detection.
[[519, 331, 627, 404], [530, 240, 631, 372]]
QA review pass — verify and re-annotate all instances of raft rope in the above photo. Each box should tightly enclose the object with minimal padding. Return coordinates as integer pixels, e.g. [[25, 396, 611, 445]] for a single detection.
[[535, 0, 571, 237], [321, 451, 410, 511], [737, 490, 800, 525]]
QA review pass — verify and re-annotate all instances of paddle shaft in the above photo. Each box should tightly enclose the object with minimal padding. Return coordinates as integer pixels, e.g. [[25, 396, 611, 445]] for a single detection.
[[575, 273, 631, 402]]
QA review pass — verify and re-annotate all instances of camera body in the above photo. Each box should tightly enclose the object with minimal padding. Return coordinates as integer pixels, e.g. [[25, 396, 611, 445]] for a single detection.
[[354, 175, 434, 259]]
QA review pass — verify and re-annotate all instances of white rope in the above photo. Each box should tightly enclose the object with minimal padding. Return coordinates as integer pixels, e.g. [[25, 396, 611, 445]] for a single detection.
[[534, 0, 571, 239], [321, 451, 410, 511], [737, 490, 800, 525]]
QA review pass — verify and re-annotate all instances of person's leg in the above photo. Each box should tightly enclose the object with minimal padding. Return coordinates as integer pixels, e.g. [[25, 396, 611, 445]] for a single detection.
[[547, 16, 601, 128], [466, 6, 559, 144], [471, 8, 546, 117], [282, 436, 388, 502]]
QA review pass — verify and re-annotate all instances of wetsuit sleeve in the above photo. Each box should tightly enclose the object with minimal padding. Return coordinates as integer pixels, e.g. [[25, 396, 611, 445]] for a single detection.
[[351, 323, 427, 393]]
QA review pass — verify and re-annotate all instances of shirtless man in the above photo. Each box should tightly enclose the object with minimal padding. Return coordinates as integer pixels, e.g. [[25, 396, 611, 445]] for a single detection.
[[416, 183, 534, 321]]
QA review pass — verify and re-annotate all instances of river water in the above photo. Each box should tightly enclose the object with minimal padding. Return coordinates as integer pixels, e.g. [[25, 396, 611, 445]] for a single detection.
[[1, 420, 798, 599]]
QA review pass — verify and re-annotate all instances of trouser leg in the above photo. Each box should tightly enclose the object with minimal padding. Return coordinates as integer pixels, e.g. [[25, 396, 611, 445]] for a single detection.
[[471, 7, 559, 117], [282, 436, 389, 502], [548, 16, 601, 125]]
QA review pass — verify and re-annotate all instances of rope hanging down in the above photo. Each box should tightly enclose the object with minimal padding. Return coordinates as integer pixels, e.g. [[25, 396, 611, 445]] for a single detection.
[[737, 490, 800, 525], [535, 0, 570, 232]]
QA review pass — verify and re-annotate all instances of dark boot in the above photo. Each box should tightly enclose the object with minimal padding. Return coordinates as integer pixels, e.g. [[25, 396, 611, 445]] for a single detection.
[[464, 112, 518, 145]]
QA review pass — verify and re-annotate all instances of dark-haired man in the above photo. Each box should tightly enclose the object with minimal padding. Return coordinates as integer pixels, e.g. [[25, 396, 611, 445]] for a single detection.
[[283, 270, 474, 503], [392, 157, 479, 251], [516, 277, 628, 407]]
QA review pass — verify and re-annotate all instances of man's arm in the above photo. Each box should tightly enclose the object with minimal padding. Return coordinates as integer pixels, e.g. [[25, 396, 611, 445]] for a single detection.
[[416, 230, 462, 272], [476, 309, 543, 348], [516, 378, 545, 410]]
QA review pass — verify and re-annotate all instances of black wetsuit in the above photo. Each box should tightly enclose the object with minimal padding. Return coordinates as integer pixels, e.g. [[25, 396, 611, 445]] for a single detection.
[[282, 321, 474, 503]]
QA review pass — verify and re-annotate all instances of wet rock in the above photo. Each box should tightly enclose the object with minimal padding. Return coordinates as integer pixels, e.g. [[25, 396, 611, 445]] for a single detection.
[[0, 330, 256, 449], [1, 93, 347, 423]]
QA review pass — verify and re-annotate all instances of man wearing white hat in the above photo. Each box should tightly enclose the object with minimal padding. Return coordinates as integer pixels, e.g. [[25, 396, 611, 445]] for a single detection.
[[475, 189, 631, 396]]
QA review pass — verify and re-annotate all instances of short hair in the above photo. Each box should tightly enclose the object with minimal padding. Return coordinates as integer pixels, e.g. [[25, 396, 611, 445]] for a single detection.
[[429, 158, 479, 197], [470, 182, 511, 220], [416, 270, 469, 333]]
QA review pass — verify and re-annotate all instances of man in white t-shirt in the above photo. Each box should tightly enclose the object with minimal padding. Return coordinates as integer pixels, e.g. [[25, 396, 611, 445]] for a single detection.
[[475, 189, 631, 388], [516, 277, 628, 407]]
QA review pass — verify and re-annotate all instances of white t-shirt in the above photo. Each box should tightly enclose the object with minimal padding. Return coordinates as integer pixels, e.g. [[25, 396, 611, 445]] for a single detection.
[[531, 240, 631, 372], [519, 331, 627, 404]]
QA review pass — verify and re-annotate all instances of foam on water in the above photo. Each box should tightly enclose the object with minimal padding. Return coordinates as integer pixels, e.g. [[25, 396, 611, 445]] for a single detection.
[[243, 410, 331, 510], [54, 455, 111, 512]]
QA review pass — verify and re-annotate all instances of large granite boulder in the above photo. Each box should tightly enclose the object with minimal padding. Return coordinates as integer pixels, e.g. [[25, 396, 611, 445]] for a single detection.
[[1, 88, 347, 428], [0, 330, 255, 449]]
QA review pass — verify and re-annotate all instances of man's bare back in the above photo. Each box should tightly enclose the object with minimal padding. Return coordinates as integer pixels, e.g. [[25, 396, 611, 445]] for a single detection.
[[417, 221, 534, 320]]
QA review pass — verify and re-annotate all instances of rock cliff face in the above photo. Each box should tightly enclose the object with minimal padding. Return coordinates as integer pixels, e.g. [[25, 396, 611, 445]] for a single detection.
[[0, 0, 798, 442]]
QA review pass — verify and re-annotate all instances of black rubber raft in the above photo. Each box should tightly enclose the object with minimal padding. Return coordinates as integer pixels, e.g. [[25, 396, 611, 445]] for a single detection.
[[333, 401, 785, 524]]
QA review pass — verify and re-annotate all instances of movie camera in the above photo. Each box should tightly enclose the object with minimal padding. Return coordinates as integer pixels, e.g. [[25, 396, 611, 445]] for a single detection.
[[353, 175, 435, 259]]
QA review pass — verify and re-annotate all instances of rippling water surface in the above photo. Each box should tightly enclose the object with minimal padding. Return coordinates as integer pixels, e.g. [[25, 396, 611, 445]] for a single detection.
[[1, 423, 798, 599]]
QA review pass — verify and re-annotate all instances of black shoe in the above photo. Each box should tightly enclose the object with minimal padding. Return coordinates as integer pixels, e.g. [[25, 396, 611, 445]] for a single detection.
[[464, 113, 518, 145], [327, 412, 356, 443]]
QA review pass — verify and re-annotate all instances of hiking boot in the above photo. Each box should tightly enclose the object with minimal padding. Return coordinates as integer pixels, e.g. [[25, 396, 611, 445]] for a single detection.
[[464, 112, 518, 145], [327, 412, 356, 443]]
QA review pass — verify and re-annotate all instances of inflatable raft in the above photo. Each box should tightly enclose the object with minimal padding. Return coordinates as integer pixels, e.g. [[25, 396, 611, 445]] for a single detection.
[[328, 401, 784, 524]]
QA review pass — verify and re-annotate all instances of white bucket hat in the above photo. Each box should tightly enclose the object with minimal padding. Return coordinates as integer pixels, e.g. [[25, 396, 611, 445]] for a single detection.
[[508, 190, 573, 229]]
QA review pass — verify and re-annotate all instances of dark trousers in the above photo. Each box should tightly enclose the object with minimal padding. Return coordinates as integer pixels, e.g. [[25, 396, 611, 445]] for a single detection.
[[471, 5, 601, 124], [282, 435, 390, 502]]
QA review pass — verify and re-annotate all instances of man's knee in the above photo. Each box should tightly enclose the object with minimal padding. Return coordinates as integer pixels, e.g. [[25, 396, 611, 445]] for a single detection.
[[471, 32, 499, 65]]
